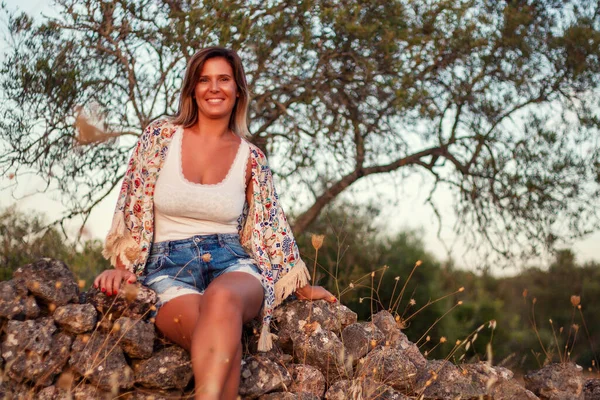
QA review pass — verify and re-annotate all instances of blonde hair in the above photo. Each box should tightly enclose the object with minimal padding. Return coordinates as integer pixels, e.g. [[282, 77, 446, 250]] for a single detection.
[[171, 47, 250, 138]]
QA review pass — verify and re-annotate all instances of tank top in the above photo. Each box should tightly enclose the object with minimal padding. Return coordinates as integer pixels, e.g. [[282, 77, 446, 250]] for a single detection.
[[153, 127, 249, 242]]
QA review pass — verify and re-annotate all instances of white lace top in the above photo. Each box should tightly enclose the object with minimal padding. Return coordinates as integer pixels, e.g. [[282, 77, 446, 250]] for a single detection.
[[153, 127, 249, 242]]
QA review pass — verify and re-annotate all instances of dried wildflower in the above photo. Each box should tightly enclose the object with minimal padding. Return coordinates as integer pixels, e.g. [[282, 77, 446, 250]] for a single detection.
[[440, 337, 447, 343], [123, 284, 138, 303], [523, 289, 528, 298], [572, 324, 580, 332], [458, 287, 465, 292], [48, 303, 56, 312], [415, 260, 422, 267], [32, 282, 40, 290], [311, 234, 325, 250], [409, 299, 416, 306], [54, 281, 62, 289], [570, 295, 581, 307], [578, 305, 582, 310], [426, 335, 431, 342], [74, 105, 121, 145], [457, 300, 463, 305], [489, 320, 497, 330], [349, 282, 355, 289], [456, 340, 461, 345], [202, 253, 212, 262], [549, 319, 553, 324], [395, 276, 400, 281], [370, 339, 377, 348], [465, 341, 471, 351], [371, 271, 375, 278], [532, 297, 537, 304], [112, 323, 121, 333], [81, 335, 90, 344], [7, 173, 15, 180], [78, 279, 86, 289]]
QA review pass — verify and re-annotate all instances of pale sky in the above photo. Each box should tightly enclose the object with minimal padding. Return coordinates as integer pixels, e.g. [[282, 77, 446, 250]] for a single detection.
[[1, 0, 598, 275]]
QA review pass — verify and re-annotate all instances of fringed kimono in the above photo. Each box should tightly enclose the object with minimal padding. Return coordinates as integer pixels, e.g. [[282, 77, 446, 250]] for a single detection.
[[102, 119, 311, 351]]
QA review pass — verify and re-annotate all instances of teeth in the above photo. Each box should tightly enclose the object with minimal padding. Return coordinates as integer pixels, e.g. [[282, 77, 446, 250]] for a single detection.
[[207, 99, 224, 103]]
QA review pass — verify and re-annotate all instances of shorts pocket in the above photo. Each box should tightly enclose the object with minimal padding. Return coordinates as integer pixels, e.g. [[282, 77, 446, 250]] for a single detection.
[[144, 253, 166, 276], [223, 241, 250, 258]]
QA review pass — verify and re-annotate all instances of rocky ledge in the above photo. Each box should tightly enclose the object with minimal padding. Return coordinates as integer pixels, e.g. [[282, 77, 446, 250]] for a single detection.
[[0, 258, 598, 399]]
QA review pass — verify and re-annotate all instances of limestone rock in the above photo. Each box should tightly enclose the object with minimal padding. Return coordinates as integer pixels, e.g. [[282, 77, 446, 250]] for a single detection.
[[134, 346, 192, 390], [69, 332, 134, 391], [53, 303, 97, 334], [324, 377, 409, 400], [355, 346, 417, 393], [1, 318, 71, 386], [13, 259, 79, 306], [0, 279, 39, 320], [461, 361, 514, 393], [125, 388, 191, 399], [491, 379, 541, 400], [37, 384, 111, 400], [274, 300, 357, 351], [259, 392, 320, 400], [414, 359, 484, 399], [291, 322, 353, 382], [87, 283, 157, 321], [114, 316, 156, 359], [288, 363, 326, 397], [239, 355, 293, 399], [524, 363, 585, 400], [371, 310, 426, 369], [341, 322, 385, 363], [585, 378, 600, 400]]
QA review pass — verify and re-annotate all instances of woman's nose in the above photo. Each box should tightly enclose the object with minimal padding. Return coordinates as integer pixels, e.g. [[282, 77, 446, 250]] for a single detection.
[[210, 79, 219, 92]]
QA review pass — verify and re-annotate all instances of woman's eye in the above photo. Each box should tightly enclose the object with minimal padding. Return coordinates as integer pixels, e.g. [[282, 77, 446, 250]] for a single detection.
[[220, 77, 230, 82]]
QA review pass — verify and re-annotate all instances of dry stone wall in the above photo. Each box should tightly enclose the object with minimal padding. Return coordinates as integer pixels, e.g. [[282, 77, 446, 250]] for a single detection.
[[0, 258, 598, 400]]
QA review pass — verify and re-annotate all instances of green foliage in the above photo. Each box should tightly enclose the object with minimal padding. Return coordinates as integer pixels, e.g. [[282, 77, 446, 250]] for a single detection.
[[0, 206, 110, 287]]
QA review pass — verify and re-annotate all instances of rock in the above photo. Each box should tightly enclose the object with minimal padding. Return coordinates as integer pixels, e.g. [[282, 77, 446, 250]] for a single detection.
[[13, 259, 79, 306], [0, 279, 39, 320], [491, 379, 541, 400], [324, 377, 409, 400], [341, 322, 385, 363], [461, 361, 514, 393], [324, 380, 352, 400], [239, 355, 293, 399], [53, 303, 97, 334], [87, 283, 157, 321], [37, 383, 112, 400], [258, 392, 320, 400], [414, 359, 484, 399], [355, 346, 417, 392], [124, 388, 192, 399], [585, 378, 600, 400], [288, 364, 326, 397], [291, 322, 352, 382], [371, 310, 426, 369], [274, 300, 357, 351], [1, 318, 71, 386], [114, 316, 156, 359], [524, 363, 585, 400], [134, 346, 192, 390], [69, 332, 134, 391]]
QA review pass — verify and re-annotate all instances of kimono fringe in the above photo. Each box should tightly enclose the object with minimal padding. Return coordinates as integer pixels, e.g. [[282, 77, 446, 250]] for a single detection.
[[274, 260, 311, 307], [102, 212, 140, 272], [257, 323, 278, 352]]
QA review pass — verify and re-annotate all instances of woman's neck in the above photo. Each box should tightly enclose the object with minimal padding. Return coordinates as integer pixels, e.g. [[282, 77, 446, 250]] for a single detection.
[[191, 118, 231, 138]]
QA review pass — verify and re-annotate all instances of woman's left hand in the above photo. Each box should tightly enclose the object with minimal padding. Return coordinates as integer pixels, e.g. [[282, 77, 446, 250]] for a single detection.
[[295, 284, 337, 303]]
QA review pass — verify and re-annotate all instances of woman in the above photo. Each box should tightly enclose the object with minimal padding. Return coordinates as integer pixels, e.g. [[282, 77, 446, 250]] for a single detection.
[[93, 47, 335, 399]]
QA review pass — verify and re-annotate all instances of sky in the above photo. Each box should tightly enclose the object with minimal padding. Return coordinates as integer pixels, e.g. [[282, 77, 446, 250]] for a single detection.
[[1, 0, 598, 275]]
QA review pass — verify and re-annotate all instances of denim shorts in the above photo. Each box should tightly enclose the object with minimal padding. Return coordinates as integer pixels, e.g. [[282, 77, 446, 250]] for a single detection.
[[143, 233, 263, 312]]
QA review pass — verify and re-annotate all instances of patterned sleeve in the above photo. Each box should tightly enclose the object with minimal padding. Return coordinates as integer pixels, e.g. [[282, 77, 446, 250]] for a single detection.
[[101, 121, 157, 270], [254, 152, 311, 305]]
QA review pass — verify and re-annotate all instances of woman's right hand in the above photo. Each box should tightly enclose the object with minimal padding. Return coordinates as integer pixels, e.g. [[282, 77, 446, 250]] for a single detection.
[[93, 258, 137, 296]]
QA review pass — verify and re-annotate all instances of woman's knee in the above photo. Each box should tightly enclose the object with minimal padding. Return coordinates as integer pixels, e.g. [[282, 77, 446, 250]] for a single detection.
[[203, 286, 244, 318]]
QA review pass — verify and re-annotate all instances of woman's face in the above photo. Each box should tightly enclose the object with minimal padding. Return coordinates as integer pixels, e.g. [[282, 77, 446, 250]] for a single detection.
[[194, 57, 238, 122]]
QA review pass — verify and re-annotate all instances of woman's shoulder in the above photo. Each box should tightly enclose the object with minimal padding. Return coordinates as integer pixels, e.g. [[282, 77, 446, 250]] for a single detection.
[[245, 140, 268, 165], [138, 118, 179, 144]]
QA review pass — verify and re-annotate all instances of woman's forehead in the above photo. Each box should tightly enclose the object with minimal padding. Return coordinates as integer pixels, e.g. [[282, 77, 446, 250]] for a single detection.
[[200, 57, 233, 76]]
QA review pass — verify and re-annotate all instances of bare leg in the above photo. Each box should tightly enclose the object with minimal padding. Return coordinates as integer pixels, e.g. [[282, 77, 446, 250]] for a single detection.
[[192, 272, 263, 400], [220, 342, 242, 400], [154, 293, 204, 351]]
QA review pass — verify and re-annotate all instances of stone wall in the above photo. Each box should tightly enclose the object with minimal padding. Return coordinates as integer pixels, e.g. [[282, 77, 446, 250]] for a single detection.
[[0, 258, 598, 399]]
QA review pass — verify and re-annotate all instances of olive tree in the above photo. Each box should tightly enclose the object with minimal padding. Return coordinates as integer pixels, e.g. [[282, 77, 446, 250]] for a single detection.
[[1, 0, 599, 260]]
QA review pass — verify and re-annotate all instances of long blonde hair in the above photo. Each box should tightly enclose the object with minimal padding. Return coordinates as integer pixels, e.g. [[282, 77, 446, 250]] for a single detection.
[[171, 47, 250, 138]]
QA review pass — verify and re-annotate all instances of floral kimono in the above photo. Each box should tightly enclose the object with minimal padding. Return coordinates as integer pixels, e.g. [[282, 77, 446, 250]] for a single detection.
[[102, 119, 310, 351]]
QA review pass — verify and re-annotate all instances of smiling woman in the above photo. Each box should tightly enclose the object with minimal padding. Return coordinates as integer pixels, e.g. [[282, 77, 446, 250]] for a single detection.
[[94, 47, 336, 400]]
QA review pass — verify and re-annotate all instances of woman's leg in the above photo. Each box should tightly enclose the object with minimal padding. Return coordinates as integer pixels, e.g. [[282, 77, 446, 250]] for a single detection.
[[192, 271, 263, 400], [154, 293, 204, 351]]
